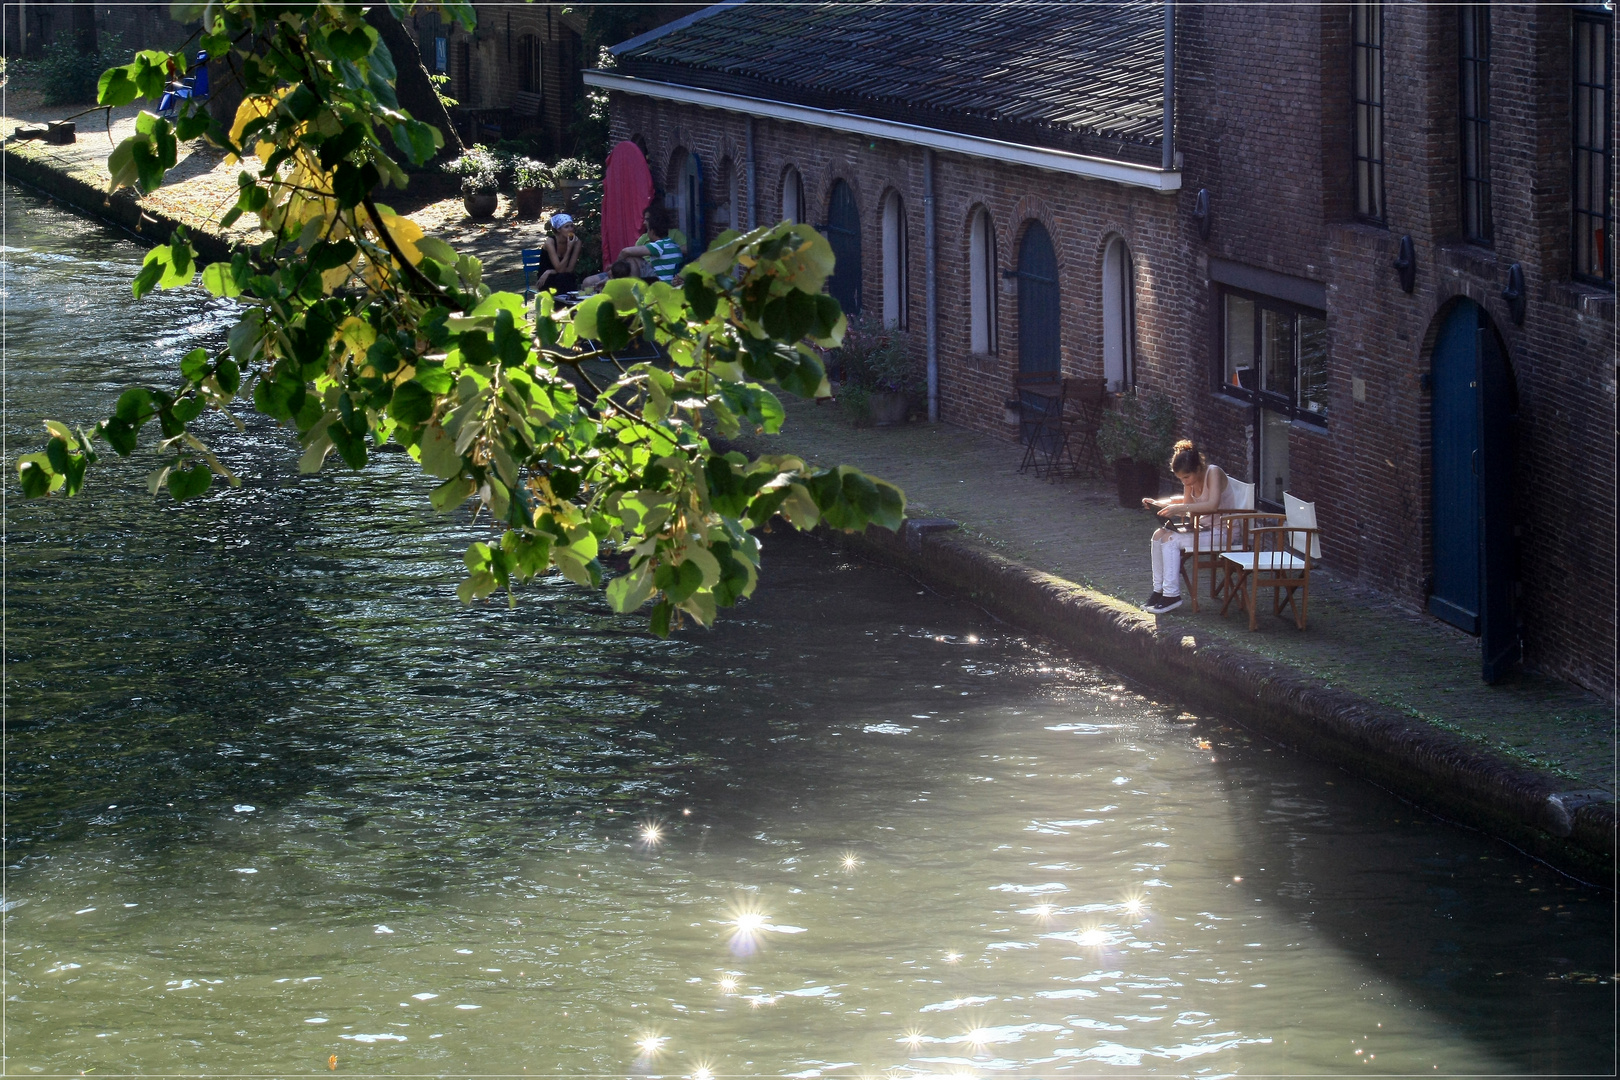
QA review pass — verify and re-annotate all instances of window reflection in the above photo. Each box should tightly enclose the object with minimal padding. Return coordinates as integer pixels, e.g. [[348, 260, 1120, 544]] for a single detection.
[[1224, 294, 1255, 390]]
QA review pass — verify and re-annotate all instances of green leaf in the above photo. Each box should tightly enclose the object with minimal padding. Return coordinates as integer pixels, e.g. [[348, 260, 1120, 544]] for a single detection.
[[106, 137, 141, 192], [165, 463, 212, 500], [389, 380, 435, 427], [430, 474, 475, 513], [605, 565, 656, 613], [97, 65, 139, 108], [180, 348, 210, 383], [17, 455, 56, 498], [416, 422, 463, 479], [201, 262, 241, 298]]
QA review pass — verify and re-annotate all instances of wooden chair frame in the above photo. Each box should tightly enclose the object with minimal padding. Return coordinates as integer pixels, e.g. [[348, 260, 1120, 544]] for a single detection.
[[1176, 506, 1259, 612], [1217, 515, 1322, 630]]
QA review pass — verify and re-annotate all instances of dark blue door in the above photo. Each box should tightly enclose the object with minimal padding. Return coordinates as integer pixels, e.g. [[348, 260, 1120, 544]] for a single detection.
[[1017, 222, 1060, 377], [1429, 301, 1480, 632], [824, 180, 861, 317], [1429, 299, 1519, 681]]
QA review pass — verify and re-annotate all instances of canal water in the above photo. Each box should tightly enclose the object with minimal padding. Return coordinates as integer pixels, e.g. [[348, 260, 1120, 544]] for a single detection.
[[3, 187, 1613, 1075]]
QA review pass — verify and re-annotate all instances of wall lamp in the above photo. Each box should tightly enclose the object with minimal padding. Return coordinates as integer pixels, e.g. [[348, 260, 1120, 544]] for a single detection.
[[1192, 188, 1211, 240], [1502, 263, 1526, 325], [1392, 234, 1416, 293]]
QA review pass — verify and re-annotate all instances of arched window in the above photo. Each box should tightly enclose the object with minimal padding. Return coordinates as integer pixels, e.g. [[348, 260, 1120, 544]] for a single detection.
[[668, 149, 703, 252], [882, 190, 908, 329], [781, 166, 803, 224], [1102, 237, 1136, 391], [712, 156, 735, 243], [969, 207, 998, 354], [824, 179, 862, 317]]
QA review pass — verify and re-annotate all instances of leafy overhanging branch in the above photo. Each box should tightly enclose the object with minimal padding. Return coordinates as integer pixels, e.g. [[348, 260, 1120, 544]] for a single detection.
[[16, 1, 904, 636]]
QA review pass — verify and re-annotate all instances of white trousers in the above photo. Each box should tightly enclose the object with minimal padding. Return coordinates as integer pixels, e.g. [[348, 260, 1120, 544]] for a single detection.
[[1150, 530, 1213, 596]]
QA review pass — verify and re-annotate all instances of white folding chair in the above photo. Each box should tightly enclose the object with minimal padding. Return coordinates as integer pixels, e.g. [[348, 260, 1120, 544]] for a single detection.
[[1217, 492, 1321, 630]]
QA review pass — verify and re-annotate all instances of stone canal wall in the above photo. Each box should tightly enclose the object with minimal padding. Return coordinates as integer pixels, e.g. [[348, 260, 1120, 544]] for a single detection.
[[829, 520, 1615, 884]]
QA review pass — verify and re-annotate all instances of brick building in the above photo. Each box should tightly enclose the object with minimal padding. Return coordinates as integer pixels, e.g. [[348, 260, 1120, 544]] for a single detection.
[[591, 1, 1616, 697], [405, 2, 589, 153]]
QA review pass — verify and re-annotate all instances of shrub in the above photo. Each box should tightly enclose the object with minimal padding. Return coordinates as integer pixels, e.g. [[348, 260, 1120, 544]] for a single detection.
[[17, 34, 124, 106], [512, 157, 550, 191], [551, 157, 601, 182], [839, 316, 922, 398], [444, 146, 500, 194], [1098, 389, 1177, 463]]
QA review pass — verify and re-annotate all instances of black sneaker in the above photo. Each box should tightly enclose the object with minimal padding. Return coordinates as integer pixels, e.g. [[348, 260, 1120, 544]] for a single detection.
[[1147, 594, 1183, 615], [1142, 591, 1164, 611]]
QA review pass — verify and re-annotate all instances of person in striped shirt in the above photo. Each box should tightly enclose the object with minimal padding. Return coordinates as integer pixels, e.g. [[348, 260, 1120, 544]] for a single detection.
[[615, 203, 685, 284]]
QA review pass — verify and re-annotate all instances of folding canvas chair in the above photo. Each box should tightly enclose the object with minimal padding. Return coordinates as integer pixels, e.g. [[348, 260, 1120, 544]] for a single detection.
[[1178, 475, 1255, 612], [1217, 492, 1321, 630], [522, 248, 544, 300]]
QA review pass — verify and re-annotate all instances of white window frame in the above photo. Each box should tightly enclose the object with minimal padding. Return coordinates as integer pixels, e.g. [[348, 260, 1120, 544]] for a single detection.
[[969, 207, 997, 354], [1102, 236, 1135, 392], [882, 190, 908, 329]]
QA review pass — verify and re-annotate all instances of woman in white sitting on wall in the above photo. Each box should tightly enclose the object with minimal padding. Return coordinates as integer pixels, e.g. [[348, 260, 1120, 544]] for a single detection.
[[1142, 439, 1237, 615]]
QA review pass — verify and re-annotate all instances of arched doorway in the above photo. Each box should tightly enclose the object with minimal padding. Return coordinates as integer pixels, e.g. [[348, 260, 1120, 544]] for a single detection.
[[1017, 221, 1060, 378], [824, 180, 862, 317], [1428, 297, 1519, 682]]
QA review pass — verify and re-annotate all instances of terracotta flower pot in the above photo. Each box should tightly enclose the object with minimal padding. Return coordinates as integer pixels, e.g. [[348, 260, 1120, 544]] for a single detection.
[[514, 188, 546, 219]]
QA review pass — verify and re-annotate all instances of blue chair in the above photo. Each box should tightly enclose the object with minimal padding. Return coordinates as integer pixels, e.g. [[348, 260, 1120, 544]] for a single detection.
[[158, 52, 210, 117], [522, 248, 544, 300]]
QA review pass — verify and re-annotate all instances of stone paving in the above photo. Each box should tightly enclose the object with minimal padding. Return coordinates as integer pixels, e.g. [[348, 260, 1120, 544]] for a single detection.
[[2, 100, 549, 295], [730, 398, 1615, 797]]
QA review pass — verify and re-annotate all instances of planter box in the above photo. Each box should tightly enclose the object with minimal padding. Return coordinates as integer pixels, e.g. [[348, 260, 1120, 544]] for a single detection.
[[870, 390, 910, 427], [554, 178, 593, 208], [1113, 457, 1162, 508], [514, 188, 546, 219]]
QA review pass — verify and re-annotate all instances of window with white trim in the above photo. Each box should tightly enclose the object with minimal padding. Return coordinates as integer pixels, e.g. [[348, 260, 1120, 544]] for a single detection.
[[1102, 237, 1135, 391], [882, 191, 908, 329], [969, 207, 997, 354], [781, 167, 803, 224]]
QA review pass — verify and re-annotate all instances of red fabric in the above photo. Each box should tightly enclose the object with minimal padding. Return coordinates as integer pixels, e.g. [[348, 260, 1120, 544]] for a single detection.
[[601, 141, 655, 268]]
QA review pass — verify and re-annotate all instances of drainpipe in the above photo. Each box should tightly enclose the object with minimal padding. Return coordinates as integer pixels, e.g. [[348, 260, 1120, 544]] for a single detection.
[[745, 115, 757, 229], [924, 147, 939, 422], [1161, 0, 1175, 172]]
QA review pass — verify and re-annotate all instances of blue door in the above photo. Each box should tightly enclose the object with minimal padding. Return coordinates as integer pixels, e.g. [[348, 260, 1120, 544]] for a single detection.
[[1017, 222, 1060, 377], [824, 180, 861, 317], [1429, 298, 1520, 681], [1429, 302, 1480, 632]]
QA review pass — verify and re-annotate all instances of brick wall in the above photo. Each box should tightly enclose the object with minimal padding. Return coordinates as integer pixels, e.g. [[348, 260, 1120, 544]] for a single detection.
[[608, 0, 1615, 697]]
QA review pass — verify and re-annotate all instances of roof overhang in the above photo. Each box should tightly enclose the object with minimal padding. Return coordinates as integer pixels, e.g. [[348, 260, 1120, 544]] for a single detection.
[[586, 70, 1181, 193]]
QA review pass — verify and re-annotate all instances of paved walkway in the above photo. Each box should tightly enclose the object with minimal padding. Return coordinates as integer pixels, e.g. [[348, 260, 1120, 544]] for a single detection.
[[731, 399, 1615, 797]]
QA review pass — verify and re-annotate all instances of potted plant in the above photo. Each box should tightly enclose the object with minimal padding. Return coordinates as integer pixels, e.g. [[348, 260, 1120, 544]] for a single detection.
[[1098, 390, 1177, 507], [512, 157, 551, 219], [837, 316, 921, 427], [445, 147, 501, 219], [550, 157, 601, 209]]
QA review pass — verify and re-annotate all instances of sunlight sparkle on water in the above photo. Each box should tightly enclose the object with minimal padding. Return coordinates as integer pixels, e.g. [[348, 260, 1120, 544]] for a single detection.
[[841, 851, 861, 870], [717, 976, 738, 992], [638, 820, 664, 845], [1076, 926, 1108, 947], [944, 951, 962, 963], [636, 1033, 666, 1056], [691, 1065, 713, 1080]]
